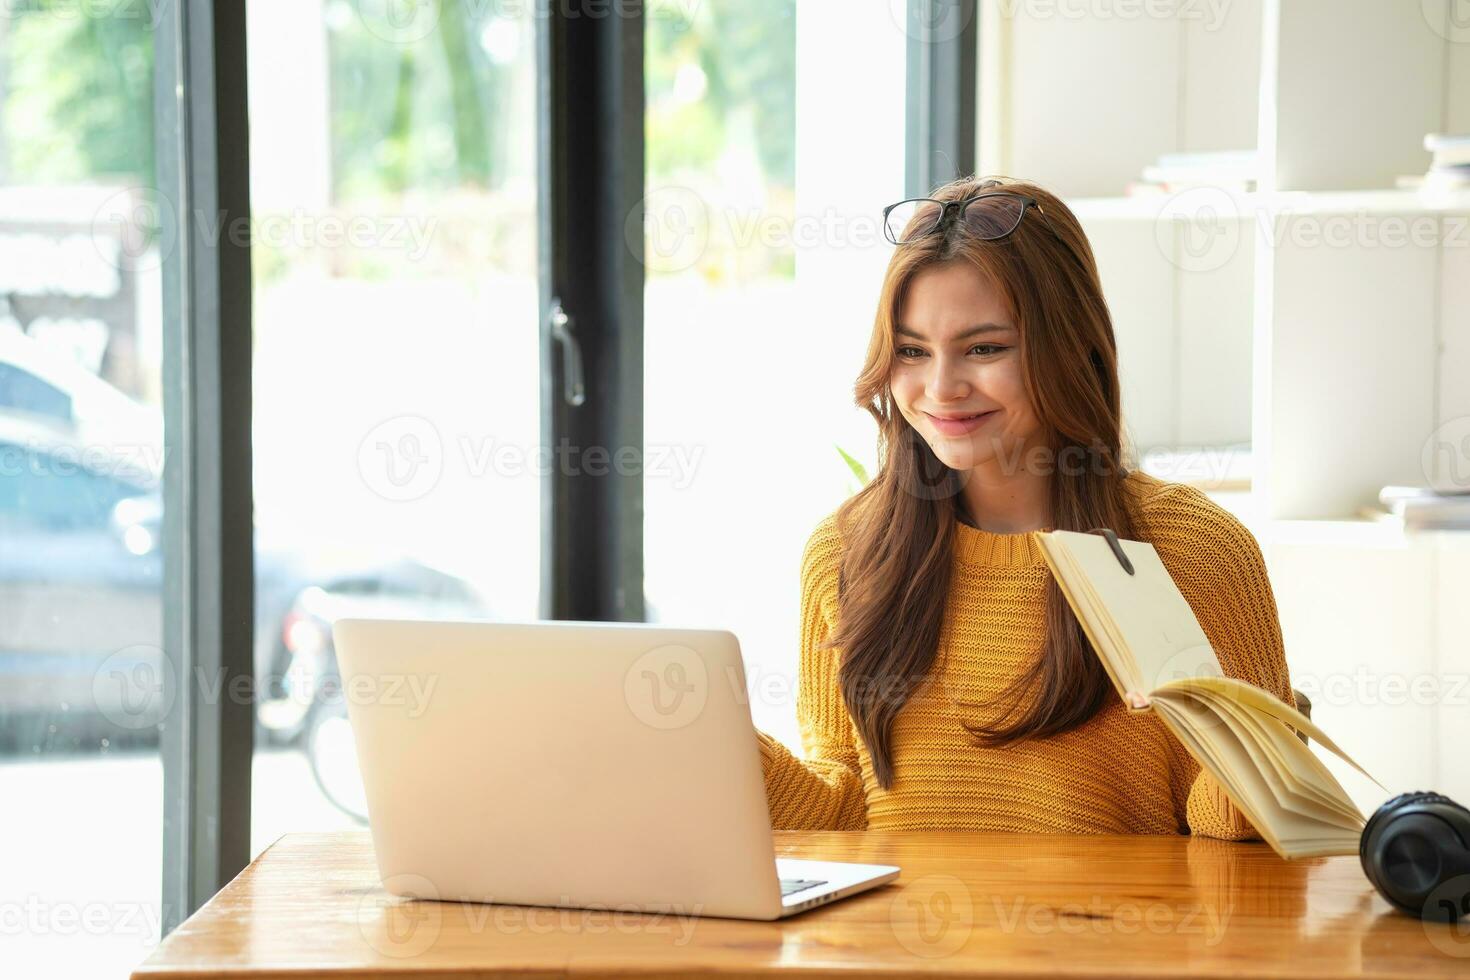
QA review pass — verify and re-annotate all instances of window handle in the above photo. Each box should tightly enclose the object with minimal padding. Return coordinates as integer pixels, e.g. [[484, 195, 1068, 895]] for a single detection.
[[548, 298, 585, 407]]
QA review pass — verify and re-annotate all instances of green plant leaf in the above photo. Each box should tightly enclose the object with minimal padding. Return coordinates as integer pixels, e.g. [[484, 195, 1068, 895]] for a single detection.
[[835, 444, 869, 486]]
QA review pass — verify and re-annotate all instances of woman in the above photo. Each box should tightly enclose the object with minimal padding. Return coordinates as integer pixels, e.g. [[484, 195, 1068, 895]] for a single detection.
[[756, 175, 1294, 838]]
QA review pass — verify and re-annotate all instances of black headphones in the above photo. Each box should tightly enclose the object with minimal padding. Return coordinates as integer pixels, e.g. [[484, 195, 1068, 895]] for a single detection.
[[1360, 791, 1470, 921]]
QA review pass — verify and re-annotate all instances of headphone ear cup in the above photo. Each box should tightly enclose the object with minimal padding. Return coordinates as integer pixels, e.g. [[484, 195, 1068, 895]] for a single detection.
[[1360, 791, 1429, 889], [1361, 792, 1470, 921]]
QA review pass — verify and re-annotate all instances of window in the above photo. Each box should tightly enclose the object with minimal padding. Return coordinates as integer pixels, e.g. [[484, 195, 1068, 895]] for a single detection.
[[0, 5, 167, 974], [0, 444, 150, 532], [245, 0, 541, 849], [642, 2, 906, 748], [0, 364, 73, 423]]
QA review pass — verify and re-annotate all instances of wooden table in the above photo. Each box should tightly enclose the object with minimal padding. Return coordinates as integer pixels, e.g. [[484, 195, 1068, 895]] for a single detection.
[[132, 830, 1469, 978]]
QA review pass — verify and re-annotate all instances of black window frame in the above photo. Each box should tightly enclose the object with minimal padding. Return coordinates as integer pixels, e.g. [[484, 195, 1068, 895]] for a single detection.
[[156, 0, 255, 932], [904, 0, 979, 197], [536, 0, 645, 622]]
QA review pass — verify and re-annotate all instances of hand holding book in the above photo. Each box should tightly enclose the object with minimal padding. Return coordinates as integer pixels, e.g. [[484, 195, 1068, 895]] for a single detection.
[[1035, 528, 1383, 859]]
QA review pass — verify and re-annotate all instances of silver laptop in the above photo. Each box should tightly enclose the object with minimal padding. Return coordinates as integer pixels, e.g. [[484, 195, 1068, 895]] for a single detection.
[[331, 617, 900, 920]]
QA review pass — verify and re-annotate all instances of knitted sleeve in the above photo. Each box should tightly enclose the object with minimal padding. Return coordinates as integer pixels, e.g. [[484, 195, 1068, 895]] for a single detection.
[[753, 515, 869, 831], [1138, 481, 1297, 841]]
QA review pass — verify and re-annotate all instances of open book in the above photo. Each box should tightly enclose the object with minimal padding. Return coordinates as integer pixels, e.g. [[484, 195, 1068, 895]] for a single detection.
[[1035, 528, 1381, 859]]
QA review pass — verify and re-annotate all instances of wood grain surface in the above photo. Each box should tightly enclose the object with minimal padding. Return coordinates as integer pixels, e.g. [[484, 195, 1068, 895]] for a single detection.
[[130, 830, 1470, 978]]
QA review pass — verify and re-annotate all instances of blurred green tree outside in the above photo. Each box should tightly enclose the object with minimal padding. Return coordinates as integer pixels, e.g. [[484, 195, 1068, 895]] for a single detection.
[[1, 2, 154, 182], [2, 0, 793, 199]]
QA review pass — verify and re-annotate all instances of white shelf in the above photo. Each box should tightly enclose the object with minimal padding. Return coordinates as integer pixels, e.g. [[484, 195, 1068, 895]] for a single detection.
[[980, 0, 1470, 818], [1260, 188, 1470, 214], [1264, 517, 1431, 549], [1067, 187, 1470, 223]]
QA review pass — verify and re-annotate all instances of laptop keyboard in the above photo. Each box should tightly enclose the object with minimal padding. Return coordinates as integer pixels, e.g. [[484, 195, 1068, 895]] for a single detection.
[[779, 877, 828, 898]]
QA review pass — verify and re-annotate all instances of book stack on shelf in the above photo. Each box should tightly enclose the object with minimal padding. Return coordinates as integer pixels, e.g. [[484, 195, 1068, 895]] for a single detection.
[[1124, 150, 1257, 196], [1395, 134, 1470, 193], [1372, 485, 1470, 531]]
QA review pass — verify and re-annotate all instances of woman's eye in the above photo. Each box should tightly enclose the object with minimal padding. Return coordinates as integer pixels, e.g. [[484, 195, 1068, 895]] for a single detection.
[[896, 344, 1007, 359]]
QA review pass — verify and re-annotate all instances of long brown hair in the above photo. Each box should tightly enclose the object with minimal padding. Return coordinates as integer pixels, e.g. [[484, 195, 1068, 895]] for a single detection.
[[832, 175, 1137, 790]]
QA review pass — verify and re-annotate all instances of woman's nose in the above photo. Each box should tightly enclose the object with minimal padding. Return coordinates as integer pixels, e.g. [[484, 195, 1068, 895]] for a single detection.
[[925, 355, 970, 400]]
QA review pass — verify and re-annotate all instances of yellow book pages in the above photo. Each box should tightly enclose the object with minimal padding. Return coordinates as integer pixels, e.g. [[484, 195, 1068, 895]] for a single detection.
[[1179, 689, 1332, 822], [1165, 686, 1362, 830], [1036, 530, 1225, 698], [1033, 531, 1139, 696], [1147, 698, 1267, 836], [1174, 678, 1352, 810], [1190, 685, 1361, 823], [1152, 696, 1360, 858], [1158, 675, 1383, 790]]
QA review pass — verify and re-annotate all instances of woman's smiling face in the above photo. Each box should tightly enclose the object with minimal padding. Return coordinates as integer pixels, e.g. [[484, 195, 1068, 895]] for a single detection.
[[889, 260, 1045, 473]]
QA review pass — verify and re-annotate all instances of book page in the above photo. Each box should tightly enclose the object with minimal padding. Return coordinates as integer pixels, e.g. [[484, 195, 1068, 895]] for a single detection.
[[1158, 675, 1382, 789], [1188, 684, 1362, 823], [1165, 687, 1362, 830], [1152, 696, 1361, 858], [1034, 532, 1139, 696], [1037, 531, 1224, 698]]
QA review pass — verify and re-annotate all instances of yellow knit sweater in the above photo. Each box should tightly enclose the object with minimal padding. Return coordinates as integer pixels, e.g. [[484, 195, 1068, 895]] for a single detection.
[[755, 470, 1295, 838]]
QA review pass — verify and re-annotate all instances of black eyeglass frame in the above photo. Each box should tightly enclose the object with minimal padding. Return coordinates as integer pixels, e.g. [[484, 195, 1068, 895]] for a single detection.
[[881, 190, 1054, 246]]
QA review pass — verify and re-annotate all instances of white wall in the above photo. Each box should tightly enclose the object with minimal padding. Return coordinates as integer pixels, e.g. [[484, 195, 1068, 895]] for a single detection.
[[1267, 0, 1447, 192], [246, 0, 332, 211], [1267, 526, 1470, 812], [981, 0, 1261, 197], [1257, 200, 1442, 519]]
